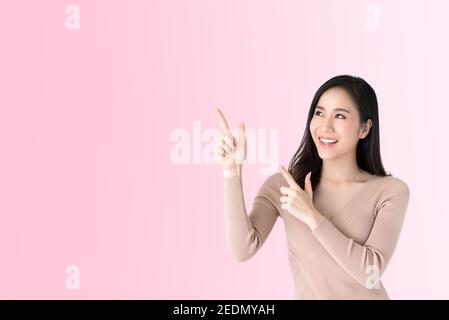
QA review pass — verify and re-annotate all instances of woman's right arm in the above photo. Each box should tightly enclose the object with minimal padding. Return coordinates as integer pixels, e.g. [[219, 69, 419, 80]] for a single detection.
[[223, 173, 280, 262], [215, 109, 280, 262]]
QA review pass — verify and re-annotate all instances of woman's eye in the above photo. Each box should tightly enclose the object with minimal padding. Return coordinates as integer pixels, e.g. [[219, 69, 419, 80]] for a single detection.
[[314, 111, 346, 120]]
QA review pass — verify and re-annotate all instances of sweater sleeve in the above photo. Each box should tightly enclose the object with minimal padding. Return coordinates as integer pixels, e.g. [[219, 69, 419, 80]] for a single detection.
[[311, 178, 410, 288], [223, 173, 280, 262]]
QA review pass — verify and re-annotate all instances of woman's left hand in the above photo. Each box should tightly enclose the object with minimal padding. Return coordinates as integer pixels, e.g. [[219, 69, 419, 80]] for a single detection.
[[278, 165, 322, 230]]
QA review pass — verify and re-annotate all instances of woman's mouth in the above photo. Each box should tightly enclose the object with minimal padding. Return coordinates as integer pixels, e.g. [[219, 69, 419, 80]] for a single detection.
[[318, 136, 338, 147]]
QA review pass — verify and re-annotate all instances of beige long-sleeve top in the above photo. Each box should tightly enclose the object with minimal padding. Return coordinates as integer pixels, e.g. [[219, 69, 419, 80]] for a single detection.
[[224, 172, 410, 299]]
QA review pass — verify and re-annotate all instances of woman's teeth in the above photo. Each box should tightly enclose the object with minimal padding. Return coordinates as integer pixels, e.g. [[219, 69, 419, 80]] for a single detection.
[[319, 137, 338, 144]]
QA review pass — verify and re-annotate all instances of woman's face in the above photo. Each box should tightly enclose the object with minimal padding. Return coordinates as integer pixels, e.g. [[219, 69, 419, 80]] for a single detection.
[[309, 86, 371, 160]]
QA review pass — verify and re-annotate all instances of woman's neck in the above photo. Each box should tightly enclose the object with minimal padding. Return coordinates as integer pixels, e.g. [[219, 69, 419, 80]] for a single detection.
[[320, 155, 370, 183]]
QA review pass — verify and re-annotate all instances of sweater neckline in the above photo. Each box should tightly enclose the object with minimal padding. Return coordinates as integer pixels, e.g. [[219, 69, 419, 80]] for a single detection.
[[327, 175, 380, 221]]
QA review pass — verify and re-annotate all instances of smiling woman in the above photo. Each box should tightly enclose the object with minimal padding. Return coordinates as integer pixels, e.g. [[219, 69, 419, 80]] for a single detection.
[[291, 75, 380, 187], [215, 75, 410, 300]]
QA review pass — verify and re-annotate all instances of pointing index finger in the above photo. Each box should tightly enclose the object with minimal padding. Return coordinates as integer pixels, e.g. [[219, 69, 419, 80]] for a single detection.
[[279, 165, 299, 189], [216, 108, 231, 133]]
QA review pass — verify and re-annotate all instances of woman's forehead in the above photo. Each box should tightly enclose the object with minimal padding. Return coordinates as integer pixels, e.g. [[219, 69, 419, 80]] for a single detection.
[[317, 87, 357, 112]]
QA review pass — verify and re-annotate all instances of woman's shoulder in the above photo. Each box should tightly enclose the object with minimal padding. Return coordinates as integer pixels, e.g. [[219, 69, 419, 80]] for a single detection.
[[372, 174, 410, 199], [259, 172, 285, 190], [260, 171, 409, 198], [255, 172, 290, 199]]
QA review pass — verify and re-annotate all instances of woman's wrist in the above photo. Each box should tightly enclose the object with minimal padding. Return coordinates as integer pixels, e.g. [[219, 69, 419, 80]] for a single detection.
[[223, 165, 242, 178], [306, 208, 323, 231]]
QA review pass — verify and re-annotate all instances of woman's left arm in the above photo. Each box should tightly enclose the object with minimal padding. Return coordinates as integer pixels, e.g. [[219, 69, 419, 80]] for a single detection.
[[310, 179, 410, 288]]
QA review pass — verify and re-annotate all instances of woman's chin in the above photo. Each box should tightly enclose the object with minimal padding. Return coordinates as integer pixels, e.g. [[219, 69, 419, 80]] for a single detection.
[[318, 152, 339, 160]]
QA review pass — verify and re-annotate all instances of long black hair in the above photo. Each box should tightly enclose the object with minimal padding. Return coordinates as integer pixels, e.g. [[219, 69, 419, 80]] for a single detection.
[[288, 75, 391, 191]]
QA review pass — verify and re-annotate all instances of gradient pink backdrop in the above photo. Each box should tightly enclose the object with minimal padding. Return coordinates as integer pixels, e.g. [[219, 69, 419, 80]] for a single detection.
[[0, 0, 446, 299]]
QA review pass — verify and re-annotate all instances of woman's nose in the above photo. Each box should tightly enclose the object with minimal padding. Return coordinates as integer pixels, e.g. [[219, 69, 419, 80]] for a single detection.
[[320, 117, 334, 131]]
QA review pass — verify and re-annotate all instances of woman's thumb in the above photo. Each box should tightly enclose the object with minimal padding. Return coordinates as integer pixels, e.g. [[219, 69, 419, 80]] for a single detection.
[[238, 122, 245, 137]]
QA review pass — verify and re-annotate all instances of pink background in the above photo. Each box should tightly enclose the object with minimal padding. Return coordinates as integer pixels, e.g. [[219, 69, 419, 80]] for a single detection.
[[0, 0, 446, 299]]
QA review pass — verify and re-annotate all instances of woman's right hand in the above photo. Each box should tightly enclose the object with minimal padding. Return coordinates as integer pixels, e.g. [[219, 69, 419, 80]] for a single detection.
[[214, 108, 247, 178]]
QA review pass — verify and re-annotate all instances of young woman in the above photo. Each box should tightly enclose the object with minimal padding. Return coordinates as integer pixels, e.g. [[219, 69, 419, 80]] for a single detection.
[[214, 75, 410, 300]]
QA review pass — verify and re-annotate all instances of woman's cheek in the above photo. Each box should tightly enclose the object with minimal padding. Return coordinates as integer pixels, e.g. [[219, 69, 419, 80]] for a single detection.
[[309, 119, 319, 134]]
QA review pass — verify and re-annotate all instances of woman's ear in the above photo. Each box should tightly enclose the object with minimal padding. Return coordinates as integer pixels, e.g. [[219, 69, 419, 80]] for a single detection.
[[360, 119, 372, 139]]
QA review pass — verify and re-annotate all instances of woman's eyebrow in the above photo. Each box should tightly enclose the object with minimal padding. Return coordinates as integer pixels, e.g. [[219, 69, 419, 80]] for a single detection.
[[316, 105, 351, 114]]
